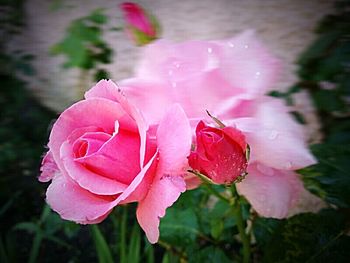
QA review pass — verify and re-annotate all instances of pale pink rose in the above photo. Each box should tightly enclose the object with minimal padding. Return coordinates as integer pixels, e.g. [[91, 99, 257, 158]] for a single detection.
[[120, 31, 317, 219], [39, 80, 191, 243], [188, 121, 248, 184]]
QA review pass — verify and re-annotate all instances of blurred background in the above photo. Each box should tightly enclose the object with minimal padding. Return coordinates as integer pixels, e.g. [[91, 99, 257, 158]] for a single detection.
[[1, 0, 349, 262]]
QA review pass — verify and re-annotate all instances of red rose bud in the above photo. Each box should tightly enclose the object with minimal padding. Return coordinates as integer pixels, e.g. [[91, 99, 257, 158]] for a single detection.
[[188, 121, 248, 185], [120, 2, 160, 46]]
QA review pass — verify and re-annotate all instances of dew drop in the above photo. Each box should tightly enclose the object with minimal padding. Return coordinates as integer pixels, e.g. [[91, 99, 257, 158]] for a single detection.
[[268, 130, 279, 140], [255, 71, 261, 78], [244, 44, 249, 49], [207, 47, 213, 53], [171, 82, 177, 88], [174, 62, 180, 68], [168, 69, 173, 76], [228, 42, 235, 48]]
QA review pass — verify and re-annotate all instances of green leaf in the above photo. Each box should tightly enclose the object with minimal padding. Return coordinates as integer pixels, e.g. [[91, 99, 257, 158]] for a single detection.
[[188, 246, 231, 263], [13, 222, 39, 234], [127, 224, 141, 263], [299, 143, 350, 207], [89, 9, 108, 24], [261, 209, 350, 263], [90, 225, 114, 263], [160, 208, 200, 247], [253, 217, 284, 247]]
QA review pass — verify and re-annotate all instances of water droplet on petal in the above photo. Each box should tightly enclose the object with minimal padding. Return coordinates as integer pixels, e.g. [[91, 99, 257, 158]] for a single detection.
[[207, 47, 212, 53], [171, 82, 177, 88], [168, 70, 173, 76], [174, 62, 180, 68], [228, 42, 235, 48], [244, 44, 249, 49], [255, 71, 261, 78], [268, 130, 279, 140]]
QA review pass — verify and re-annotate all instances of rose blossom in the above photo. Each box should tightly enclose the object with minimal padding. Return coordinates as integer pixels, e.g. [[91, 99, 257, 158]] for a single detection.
[[119, 31, 317, 219], [39, 80, 191, 243], [188, 121, 248, 184]]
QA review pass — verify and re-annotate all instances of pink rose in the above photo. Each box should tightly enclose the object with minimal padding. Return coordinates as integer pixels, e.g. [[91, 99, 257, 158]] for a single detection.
[[120, 31, 317, 218], [188, 121, 248, 184], [39, 80, 191, 243], [120, 2, 159, 45]]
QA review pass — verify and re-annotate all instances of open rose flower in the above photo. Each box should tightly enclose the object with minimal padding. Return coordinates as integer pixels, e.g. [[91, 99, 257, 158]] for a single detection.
[[119, 31, 317, 219], [39, 80, 191, 243], [188, 121, 248, 184]]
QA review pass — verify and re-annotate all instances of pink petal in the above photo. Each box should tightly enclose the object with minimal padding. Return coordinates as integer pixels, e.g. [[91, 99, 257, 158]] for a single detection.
[[135, 104, 192, 243], [48, 98, 127, 171], [85, 79, 122, 102], [46, 175, 114, 224], [240, 98, 317, 170], [75, 130, 141, 185], [60, 141, 128, 195], [156, 104, 192, 173], [112, 151, 159, 205], [136, 175, 186, 243], [120, 79, 171, 125], [219, 30, 281, 95], [237, 163, 303, 218], [39, 151, 59, 182], [85, 80, 148, 168]]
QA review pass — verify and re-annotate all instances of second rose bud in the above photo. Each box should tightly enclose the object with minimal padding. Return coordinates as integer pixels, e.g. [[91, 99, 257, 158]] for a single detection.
[[188, 121, 249, 185]]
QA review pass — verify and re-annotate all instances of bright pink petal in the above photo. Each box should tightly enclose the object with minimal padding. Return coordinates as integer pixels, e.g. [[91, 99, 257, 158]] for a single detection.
[[39, 151, 59, 182], [85, 79, 148, 168], [156, 104, 192, 173], [60, 141, 128, 195], [135, 104, 191, 243], [119, 2, 156, 37], [75, 130, 141, 185], [72, 131, 111, 157], [46, 175, 114, 224], [112, 151, 159, 205], [237, 163, 303, 218], [48, 98, 127, 170], [136, 175, 186, 243], [85, 79, 122, 102]]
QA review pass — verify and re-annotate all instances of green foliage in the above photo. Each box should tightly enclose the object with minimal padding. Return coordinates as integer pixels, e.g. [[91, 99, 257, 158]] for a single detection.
[[299, 143, 350, 207], [51, 9, 112, 81], [255, 209, 350, 263], [90, 225, 114, 263]]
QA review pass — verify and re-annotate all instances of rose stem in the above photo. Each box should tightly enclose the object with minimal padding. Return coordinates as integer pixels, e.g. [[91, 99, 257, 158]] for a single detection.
[[230, 184, 251, 263]]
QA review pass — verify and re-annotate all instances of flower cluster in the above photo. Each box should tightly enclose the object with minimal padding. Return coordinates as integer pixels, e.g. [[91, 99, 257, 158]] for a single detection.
[[40, 31, 315, 243]]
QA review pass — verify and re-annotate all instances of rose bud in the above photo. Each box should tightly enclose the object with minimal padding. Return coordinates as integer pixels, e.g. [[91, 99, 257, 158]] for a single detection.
[[188, 121, 248, 185], [119, 2, 160, 46]]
